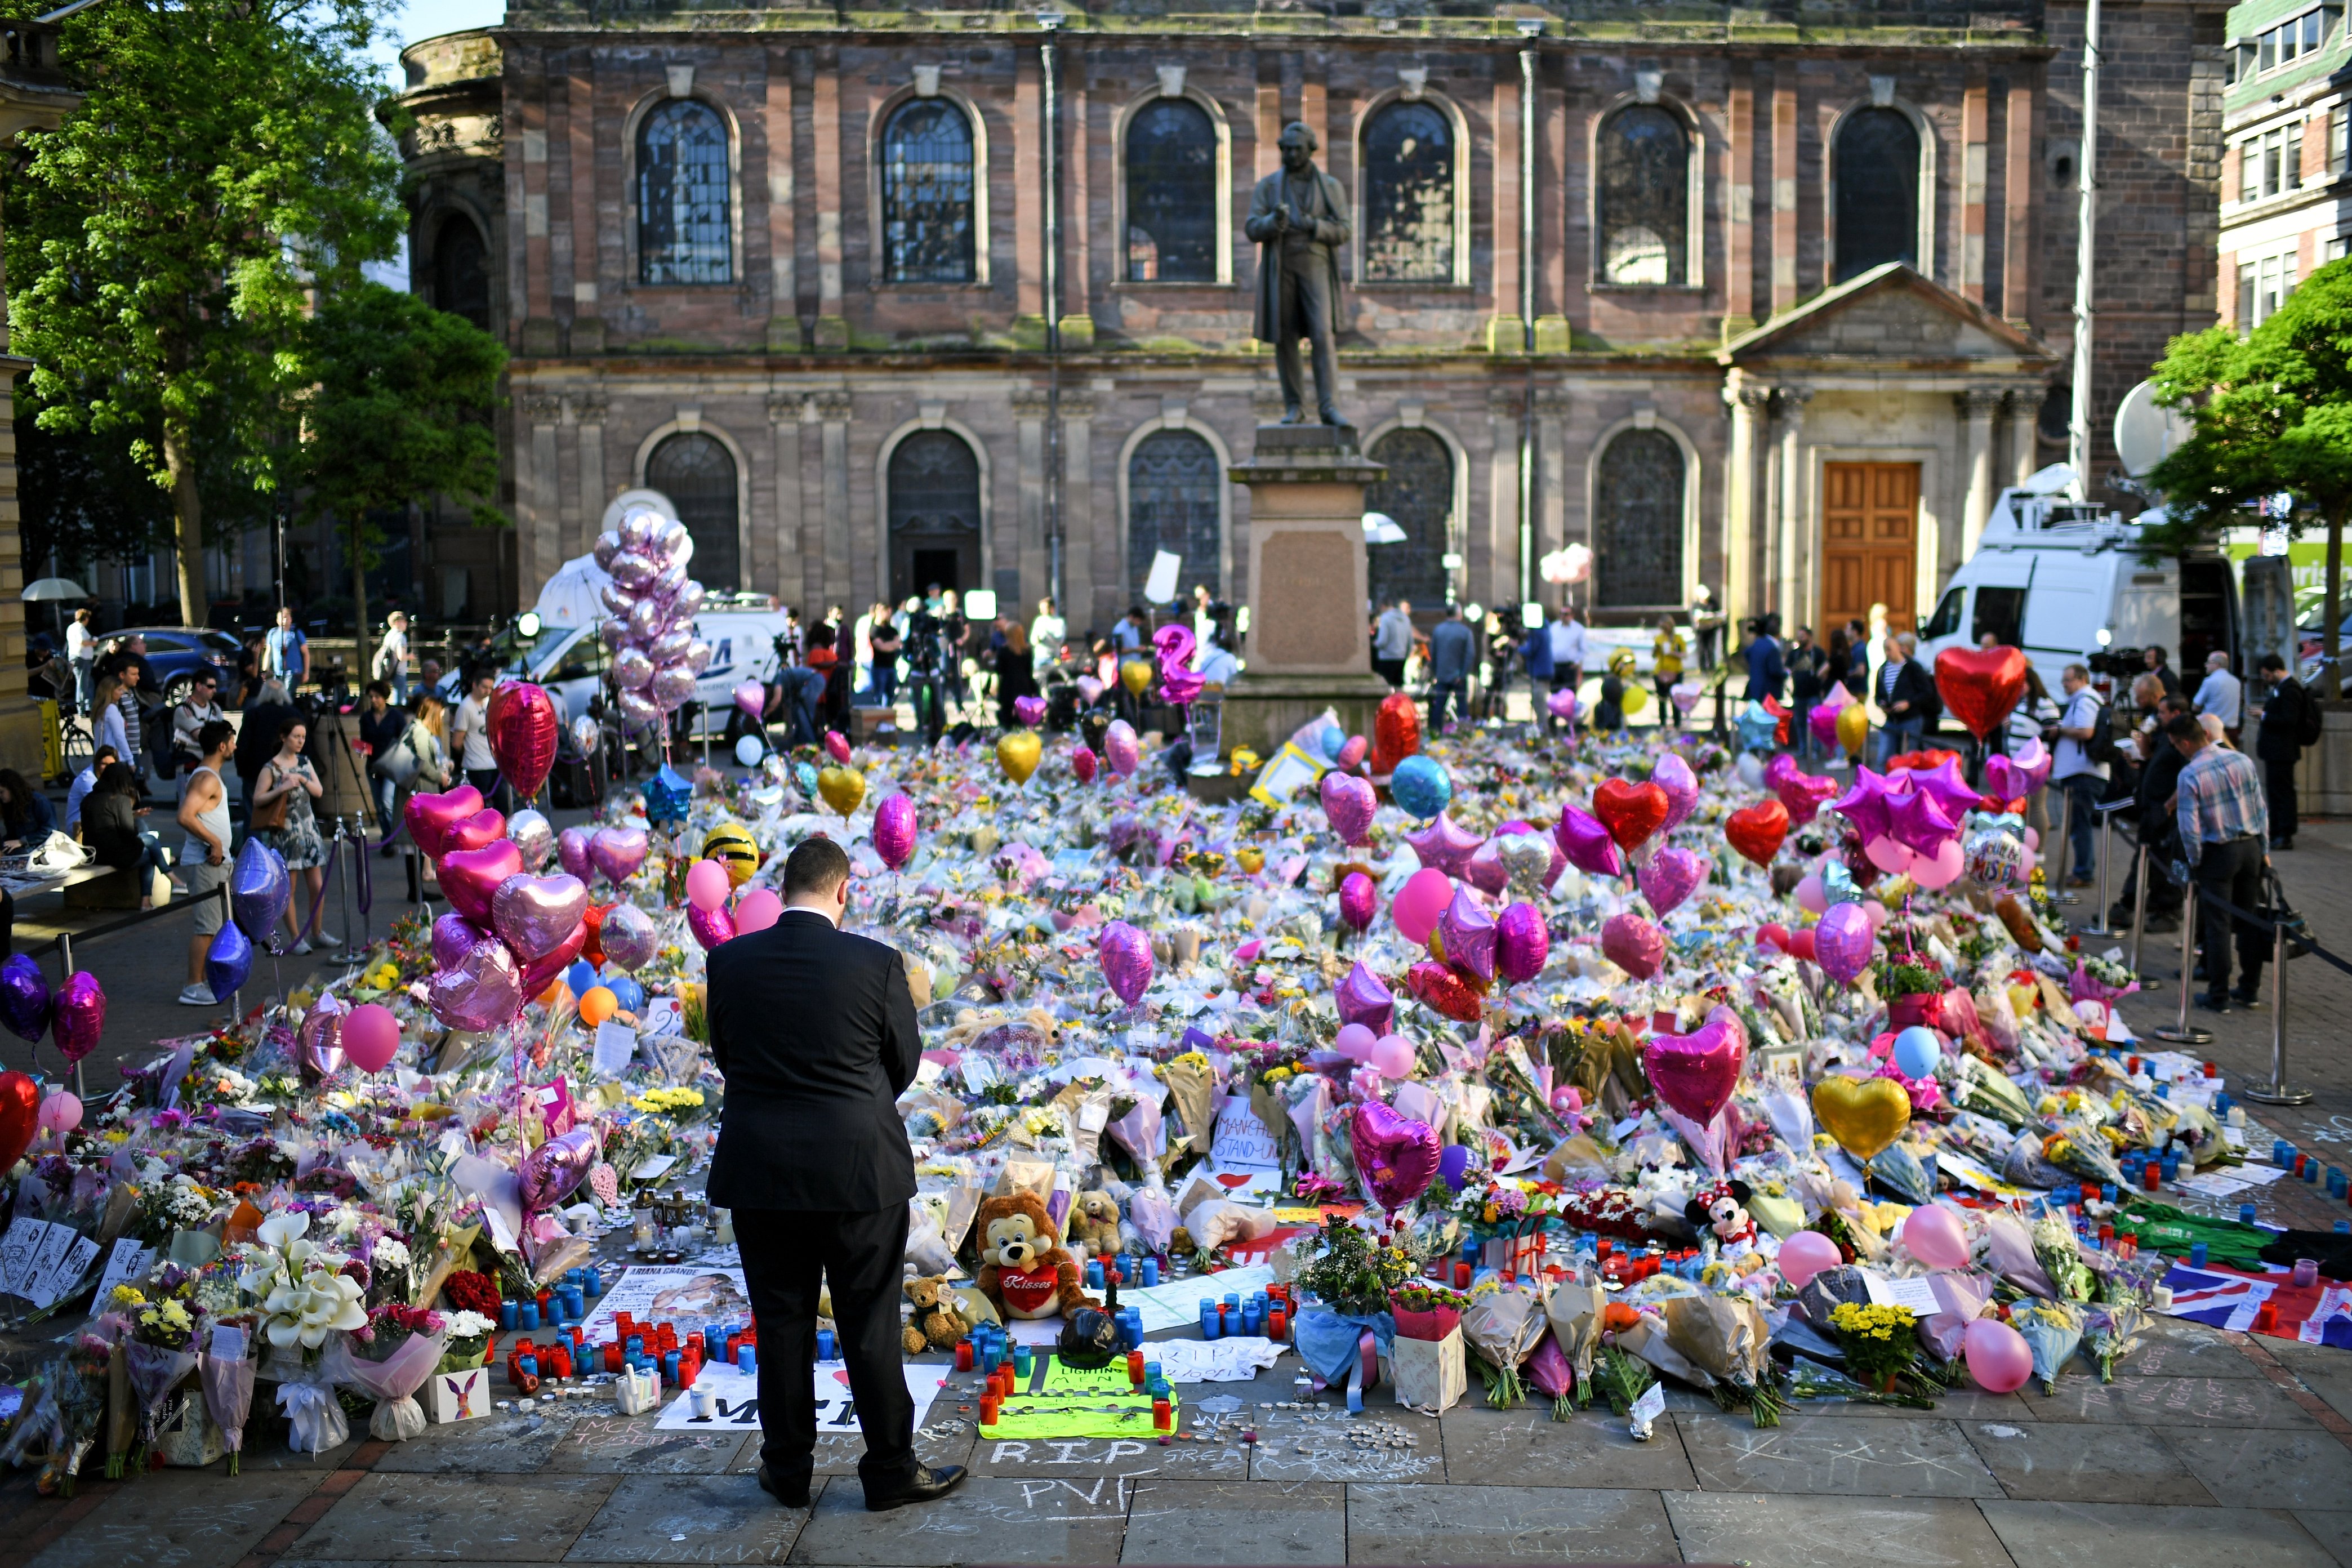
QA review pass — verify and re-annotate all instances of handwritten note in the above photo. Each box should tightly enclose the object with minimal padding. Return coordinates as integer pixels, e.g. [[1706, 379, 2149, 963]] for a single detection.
[[90, 1238, 156, 1308], [654, 1358, 941, 1432]]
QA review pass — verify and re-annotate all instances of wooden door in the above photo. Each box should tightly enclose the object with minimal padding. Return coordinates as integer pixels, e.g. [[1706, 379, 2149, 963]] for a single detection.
[[1820, 462, 1920, 633]]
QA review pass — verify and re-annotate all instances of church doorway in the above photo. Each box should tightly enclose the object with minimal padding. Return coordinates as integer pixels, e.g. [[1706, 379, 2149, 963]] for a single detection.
[[1820, 461, 1919, 635]]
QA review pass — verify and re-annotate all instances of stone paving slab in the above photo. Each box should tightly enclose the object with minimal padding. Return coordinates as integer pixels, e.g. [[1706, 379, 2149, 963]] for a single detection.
[[1958, 1420, 2216, 1504], [1119, 1480, 1344, 1565], [2015, 1374, 2320, 1428], [24, 1469, 328, 1568], [1977, 1500, 2340, 1568], [367, 1409, 576, 1474], [1662, 1490, 2016, 1567], [728, 1427, 978, 1481], [286, 1472, 617, 1561], [2112, 1323, 2272, 1380], [1436, 1404, 1699, 1490], [546, 1416, 757, 1476], [968, 1433, 1246, 1481], [1672, 1411, 2004, 1497], [2292, 1508, 2352, 1567], [1240, 1407, 1445, 1485], [1344, 1483, 1678, 1565], [2153, 1426, 2352, 1510], [2270, 1340, 2352, 1426], [563, 1472, 809, 1563], [782, 1476, 1129, 1565]]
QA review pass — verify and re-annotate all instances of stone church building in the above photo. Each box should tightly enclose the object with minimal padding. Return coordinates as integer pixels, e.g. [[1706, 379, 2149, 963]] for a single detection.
[[394, 0, 2226, 645]]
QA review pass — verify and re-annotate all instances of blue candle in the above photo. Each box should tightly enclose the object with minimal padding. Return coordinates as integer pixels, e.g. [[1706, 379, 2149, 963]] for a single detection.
[[2239, 1204, 2260, 1225], [500, 1300, 518, 1331], [2191, 1242, 2209, 1266], [1199, 1302, 1221, 1340], [518, 1302, 540, 1331], [1014, 1345, 1034, 1378], [583, 1267, 602, 1297], [1086, 1259, 1106, 1290], [817, 1328, 838, 1361], [662, 1349, 680, 1381], [517, 1353, 538, 1380], [737, 1345, 757, 1374], [1141, 1259, 1161, 1287]]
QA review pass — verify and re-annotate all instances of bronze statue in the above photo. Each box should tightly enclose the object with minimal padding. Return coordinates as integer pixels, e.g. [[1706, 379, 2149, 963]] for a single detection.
[[1244, 122, 1349, 427]]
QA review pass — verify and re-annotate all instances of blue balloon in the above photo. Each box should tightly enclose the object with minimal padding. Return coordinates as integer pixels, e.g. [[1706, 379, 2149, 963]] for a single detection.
[[565, 959, 600, 997], [1736, 701, 1780, 754], [603, 974, 647, 1014], [1320, 724, 1346, 763], [645, 765, 694, 826], [794, 760, 820, 798], [1436, 1143, 1473, 1190], [1892, 1026, 1942, 1081], [206, 921, 255, 1000], [1390, 754, 1453, 821], [229, 836, 289, 945]]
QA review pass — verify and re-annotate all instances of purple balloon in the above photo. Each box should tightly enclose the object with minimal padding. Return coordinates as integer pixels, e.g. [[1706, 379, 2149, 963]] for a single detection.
[[427, 939, 523, 1032], [1404, 814, 1482, 878], [670, 580, 706, 621], [1319, 772, 1377, 847], [1829, 768, 1895, 845], [1886, 785, 1959, 856], [1437, 1143, 1474, 1189], [53, 972, 104, 1064], [1652, 752, 1702, 833], [1098, 921, 1154, 1005], [599, 903, 659, 972], [557, 826, 595, 881], [589, 826, 650, 885], [616, 689, 661, 728], [627, 596, 665, 642], [1436, 890, 1496, 985], [688, 902, 736, 950], [431, 912, 494, 969], [1338, 871, 1378, 932], [1461, 838, 1511, 896], [1814, 901, 1877, 985], [520, 1127, 600, 1213], [1494, 901, 1549, 983], [592, 530, 622, 570], [0, 955, 50, 1044], [1336, 960, 1396, 1036], [204, 922, 254, 1002], [229, 836, 289, 946], [684, 638, 714, 675], [874, 794, 918, 870], [492, 872, 591, 963], [1553, 806, 1623, 879], [1636, 845, 1709, 917]]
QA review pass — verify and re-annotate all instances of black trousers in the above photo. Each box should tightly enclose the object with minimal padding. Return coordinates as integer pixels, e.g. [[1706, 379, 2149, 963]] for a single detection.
[[1272, 257, 1338, 419], [2264, 752, 2300, 843], [2193, 836, 2268, 999], [734, 1205, 916, 1498], [1372, 657, 1406, 691]]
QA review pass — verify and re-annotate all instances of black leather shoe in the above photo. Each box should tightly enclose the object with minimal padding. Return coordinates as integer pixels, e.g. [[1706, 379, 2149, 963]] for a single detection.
[[864, 1464, 967, 1512], [2195, 992, 2231, 1014], [757, 1466, 811, 1508], [2233, 985, 2266, 1008]]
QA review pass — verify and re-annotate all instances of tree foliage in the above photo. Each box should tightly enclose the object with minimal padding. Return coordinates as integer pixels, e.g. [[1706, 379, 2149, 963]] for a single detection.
[[2146, 259, 2352, 694], [6, 0, 405, 626]]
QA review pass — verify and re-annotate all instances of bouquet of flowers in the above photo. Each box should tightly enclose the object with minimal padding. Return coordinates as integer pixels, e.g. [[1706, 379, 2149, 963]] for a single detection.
[[2030, 1210, 2096, 1302], [1460, 1281, 1546, 1409], [439, 1268, 500, 1319], [327, 1306, 448, 1442], [1387, 1282, 1467, 1343], [2012, 1299, 2084, 1393], [238, 1211, 368, 1362], [1295, 1218, 1421, 1316], [1825, 1301, 1923, 1395], [1781, 1354, 1936, 1410], [440, 1311, 497, 1371], [2082, 1300, 2149, 1383], [1589, 1343, 1660, 1438], [118, 1290, 202, 1477]]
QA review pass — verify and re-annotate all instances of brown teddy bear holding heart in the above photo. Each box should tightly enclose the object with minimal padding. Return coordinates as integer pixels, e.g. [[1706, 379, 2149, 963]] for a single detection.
[[973, 1192, 1096, 1321]]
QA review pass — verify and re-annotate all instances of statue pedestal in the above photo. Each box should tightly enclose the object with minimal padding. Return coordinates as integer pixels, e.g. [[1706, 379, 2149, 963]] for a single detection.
[[1222, 425, 1392, 759]]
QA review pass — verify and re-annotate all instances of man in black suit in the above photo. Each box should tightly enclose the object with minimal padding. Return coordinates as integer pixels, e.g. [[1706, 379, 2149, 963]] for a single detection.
[[706, 836, 965, 1513]]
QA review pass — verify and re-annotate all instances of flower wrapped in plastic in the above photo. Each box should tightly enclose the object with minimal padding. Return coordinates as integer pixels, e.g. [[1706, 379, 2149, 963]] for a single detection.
[[2030, 1210, 2096, 1303], [1663, 1292, 1779, 1426], [324, 1323, 448, 1441], [1460, 1281, 1547, 1409], [1544, 1268, 1608, 1392], [197, 1329, 257, 1474], [2083, 1300, 2149, 1383], [2012, 1300, 2085, 1394]]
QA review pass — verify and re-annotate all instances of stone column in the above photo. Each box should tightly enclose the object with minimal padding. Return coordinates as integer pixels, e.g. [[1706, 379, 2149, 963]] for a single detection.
[[1721, 384, 1767, 630], [1535, 388, 1570, 575], [1958, 389, 2001, 556], [1222, 427, 1392, 758], [1062, 391, 1098, 630], [519, 393, 564, 595], [1775, 385, 1812, 627], [2005, 387, 2043, 489], [1012, 389, 1049, 610], [815, 390, 853, 608], [573, 391, 608, 562], [767, 392, 804, 602], [1486, 386, 1523, 609]]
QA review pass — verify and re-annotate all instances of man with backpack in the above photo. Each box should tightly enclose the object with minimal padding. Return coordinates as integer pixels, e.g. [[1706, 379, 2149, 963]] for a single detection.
[[2053, 663, 2113, 888], [2254, 653, 2319, 852]]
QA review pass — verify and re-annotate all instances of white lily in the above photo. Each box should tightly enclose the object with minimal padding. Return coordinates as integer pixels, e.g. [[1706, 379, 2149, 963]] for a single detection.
[[256, 1210, 310, 1251]]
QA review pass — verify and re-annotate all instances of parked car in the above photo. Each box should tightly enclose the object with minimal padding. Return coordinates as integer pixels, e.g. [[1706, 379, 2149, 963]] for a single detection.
[[114, 625, 245, 706]]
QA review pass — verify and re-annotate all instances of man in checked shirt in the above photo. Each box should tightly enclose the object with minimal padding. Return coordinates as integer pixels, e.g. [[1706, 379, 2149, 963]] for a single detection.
[[2168, 712, 2271, 1012]]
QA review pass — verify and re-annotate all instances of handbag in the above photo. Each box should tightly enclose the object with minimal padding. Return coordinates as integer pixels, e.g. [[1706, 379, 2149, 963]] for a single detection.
[[250, 763, 290, 832]]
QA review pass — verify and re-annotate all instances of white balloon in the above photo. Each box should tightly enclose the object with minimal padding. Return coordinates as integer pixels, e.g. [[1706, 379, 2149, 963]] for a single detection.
[[734, 734, 765, 767], [1735, 751, 1766, 790]]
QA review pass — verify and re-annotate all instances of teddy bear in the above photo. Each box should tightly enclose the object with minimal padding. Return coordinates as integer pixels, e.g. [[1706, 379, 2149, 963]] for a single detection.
[[973, 1191, 1096, 1321], [901, 1275, 969, 1355], [1067, 1190, 1125, 1259], [1683, 1178, 1758, 1250]]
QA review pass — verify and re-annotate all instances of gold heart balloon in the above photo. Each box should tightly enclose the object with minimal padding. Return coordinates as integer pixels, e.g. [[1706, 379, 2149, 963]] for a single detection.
[[997, 729, 1042, 785], [1120, 658, 1155, 697], [816, 764, 866, 817], [1236, 847, 1266, 875], [1812, 1075, 1912, 1162]]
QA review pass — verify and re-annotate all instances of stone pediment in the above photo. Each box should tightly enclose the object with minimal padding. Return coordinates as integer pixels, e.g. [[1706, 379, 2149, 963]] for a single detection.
[[1720, 264, 2053, 368]]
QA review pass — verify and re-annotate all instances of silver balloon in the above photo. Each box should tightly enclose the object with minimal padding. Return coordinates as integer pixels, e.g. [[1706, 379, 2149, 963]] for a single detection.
[[617, 688, 661, 727], [610, 550, 658, 591], [599, 580, 636, 616], [649, 626, 693, 666], [651, 662, 698, 712], [591, 529, 622, 570], [684, 637, 713, 675], [670, 580, 706, 620], [655, 519, 694, 566], [598, 617, 629, 649], [613, 645, 655, 691], [571, 714, 603, 756], [650, 558, 688, 602], [626, 596, 665, 642], [508, 808, 554, 872], [619, 508, 662, 550]]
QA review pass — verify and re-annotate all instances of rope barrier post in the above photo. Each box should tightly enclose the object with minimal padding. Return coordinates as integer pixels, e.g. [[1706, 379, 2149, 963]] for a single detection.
[[2246, 903, 2313, 1105], [2128, 840, 2150, 977], [2080, 803, 2122, 937], [222, 884, 239, 1019], [2150, 885, 2213, 1045], [57, 931, 82, 1099], [2053, 787, 2079, 905]]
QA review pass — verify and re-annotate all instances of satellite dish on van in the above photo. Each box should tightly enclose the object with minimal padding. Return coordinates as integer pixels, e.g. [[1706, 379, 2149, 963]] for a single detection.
[[2114, 380, 2194, 478], [2021, 463, 2075, 497], [602, 488, 678, 533]]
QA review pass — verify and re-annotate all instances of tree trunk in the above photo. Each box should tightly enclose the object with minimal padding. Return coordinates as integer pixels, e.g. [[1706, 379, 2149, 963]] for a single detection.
[[163, 418, 203, 629], [351, 514, 368, 688], [2328, 506, 2344, 701]]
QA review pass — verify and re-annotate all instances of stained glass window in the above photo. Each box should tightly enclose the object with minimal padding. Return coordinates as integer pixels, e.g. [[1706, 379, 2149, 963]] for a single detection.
[[881, 100, 977, 283], [1126, 99, 1217, 282], [1362, 101, 1454, 283], [1365, 429, 1453, 607], [1597, 106, 1688, 286], [638, 100, 732, 285], [1128, 430, 1220, 604], [647, 433, 739, 593], [1834, 107, 1920, 282], [1594, 429, 1685, 607]]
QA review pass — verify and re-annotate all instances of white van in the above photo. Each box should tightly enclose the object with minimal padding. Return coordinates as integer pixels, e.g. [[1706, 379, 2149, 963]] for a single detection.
[[1916, 470, 2240, 702], [439, 598, 790, 738]]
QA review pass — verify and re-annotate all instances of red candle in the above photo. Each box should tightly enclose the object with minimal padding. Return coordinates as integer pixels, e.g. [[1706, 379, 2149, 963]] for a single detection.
[[1126, 1351, 1144, 1386], [1152, 1398, 1172, 1431], [602, 1341, 623, 1373], [979, 1395, 1000, 1426], [1268, 1308, 1289, 1341], [1452, 1262, 1471, 1289], [955, 1340, 975, 1371]]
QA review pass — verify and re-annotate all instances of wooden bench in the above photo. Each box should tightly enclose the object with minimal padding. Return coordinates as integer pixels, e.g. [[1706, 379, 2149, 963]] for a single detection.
[[60, 863, 143, 912]]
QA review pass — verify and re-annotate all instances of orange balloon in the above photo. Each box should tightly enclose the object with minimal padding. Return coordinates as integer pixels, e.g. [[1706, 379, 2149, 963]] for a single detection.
[[536, 978, 569, 1009], [578, 986, 618, 1027]]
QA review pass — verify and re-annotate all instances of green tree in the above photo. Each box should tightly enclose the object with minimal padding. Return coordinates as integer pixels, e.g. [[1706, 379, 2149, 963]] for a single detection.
[[289, 282, 507, 652], [6, 0, 404, 629], [2146, 259, 2352, 697]]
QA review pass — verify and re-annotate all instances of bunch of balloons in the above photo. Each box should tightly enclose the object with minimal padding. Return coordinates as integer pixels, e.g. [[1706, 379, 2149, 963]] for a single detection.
[[0, 953, 102, 1072], [404, 774, 594, 1035], [594, 506, 711, 731], [683, 819, 786, 950], [1827, 759, 1986, 892]]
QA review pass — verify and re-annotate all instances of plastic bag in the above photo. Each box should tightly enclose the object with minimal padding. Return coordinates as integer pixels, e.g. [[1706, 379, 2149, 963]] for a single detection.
[[1662, 1294, 1770, 1386], [276, 1377, 350, 1455], [327, 1330, 447, 1442]]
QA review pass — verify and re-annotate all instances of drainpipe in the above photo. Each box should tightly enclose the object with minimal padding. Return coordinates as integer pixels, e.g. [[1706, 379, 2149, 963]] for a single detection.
[[2066, 0, 2099, 500], [1041, 12, 1066, 607], [1518, 23, 1540, 610]]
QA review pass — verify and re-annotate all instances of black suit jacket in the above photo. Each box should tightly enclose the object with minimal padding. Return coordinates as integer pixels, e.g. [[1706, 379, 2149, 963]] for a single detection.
[[1879, 658, 1938, 721], [705, 910, 921, 1212]]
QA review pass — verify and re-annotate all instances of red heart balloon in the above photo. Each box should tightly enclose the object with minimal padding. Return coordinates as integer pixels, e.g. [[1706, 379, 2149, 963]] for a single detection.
[[0, 1071, 38, 1173], [1592, 778, 1670, 850], [1724, 800, 1790, 866], [1406, 960, 1484, 1023], [487, 681, 560, 802], [1933, 645, 2029, 742], [1369, 692, 1423, 779], [443, 808, 507, 856]]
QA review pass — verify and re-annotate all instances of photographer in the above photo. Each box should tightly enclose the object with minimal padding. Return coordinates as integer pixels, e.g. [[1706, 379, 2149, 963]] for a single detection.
[[899, 603, 953, 748], [770, 629, 828, 749]]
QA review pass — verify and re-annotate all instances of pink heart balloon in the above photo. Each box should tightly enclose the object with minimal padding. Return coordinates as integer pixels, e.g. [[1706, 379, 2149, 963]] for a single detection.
[[520, 1126, 601, 1213], [1812, 902, 1876, 985], [1104, 720, 1142, 778], [1642, 1005, 1749, 1127], [1338, 872, 1378, 932], [1553, 805, 1623, 879], [428, 938, 523, 1031], [487, 681, 560, 802], [589, 826, 651, 885], [297, 991, 345, 1081], [688, 903, 736, 951], [517, 921, 587, 998], [556, 826, 594, 881], [1809, 702, 1845, 750], [1495, 902, 1549, 983], [443, 808, 507, 856], [1651, 753, 1700, 833], [1404, 814, 1482, 878], [1636, 845, 1708, 917], [492, 872, 591, 962], [1098, 920, 1153, 1005], [874, 794, 918, 870], [1435, 889, 1496, 984], [1776, 770, 1841, 826], [1350, 1099, 1442, 1211], [1762, 752, 1798, 794], [1336, 961, 1396, 1035], [1013, 695, 1048, 728], [404, 785, 485, 859], [1320, 772, 1377, 846], [52, 971, 104, 1065], [1076, 675, 1105, 705], [431, 912, 495, 970], [1462, 838, 1511, 896], [438, 841, 523, 926], [1601, 911, 1666, 979]]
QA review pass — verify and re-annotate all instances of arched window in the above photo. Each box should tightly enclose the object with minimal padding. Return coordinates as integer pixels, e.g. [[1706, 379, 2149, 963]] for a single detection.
[[1834, 106, 1921, 282], [647, 433, 740, 593], [1593, 429, 1685, 607], [887, 430, 982, 604], [637, 100, 732, 285], [434, 218, 490, 331], [1125, 98, 1217, 282], [1361, 100, 1454, 283], [880, 99, 977, 284], [1127, 430, 1220, 605], [1597, 105, 1689, 287], [1365, 429, 1452, 608]]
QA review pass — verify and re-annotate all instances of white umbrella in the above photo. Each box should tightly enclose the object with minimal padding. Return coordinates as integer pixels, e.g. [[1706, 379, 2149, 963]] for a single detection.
[[1362, 512, 1408, 545], [20, 577, 85, 602]]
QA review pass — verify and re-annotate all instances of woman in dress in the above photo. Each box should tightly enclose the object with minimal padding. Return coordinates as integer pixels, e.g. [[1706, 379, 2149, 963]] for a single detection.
[[251, 718, 337, 954]]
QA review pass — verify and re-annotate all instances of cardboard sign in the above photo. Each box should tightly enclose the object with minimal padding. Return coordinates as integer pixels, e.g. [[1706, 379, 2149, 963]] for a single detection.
[[653, 1358, 941, 1432], [577, 1264, 752, 1347]]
